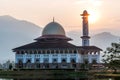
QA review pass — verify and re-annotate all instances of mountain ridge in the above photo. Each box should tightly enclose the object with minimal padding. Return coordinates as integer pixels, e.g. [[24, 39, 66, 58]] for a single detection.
[[0, 15, 42, 61]]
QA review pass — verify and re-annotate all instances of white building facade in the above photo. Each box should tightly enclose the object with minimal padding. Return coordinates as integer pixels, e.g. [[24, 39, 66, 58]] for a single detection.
[[13, 10, 102, 69]]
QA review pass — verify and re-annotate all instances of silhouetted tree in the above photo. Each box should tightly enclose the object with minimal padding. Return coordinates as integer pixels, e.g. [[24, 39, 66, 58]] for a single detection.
[[9, 63, 13, 70], [92, 59, 97, 64], [102, 42, 120, 73]]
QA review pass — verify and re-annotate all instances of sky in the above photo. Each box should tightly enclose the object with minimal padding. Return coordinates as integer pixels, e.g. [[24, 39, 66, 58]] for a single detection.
[[0, 0, 120, 36]]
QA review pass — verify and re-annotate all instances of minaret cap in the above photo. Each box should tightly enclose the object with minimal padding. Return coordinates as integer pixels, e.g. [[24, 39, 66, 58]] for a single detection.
[[81, 10, 89, 16], [53, 17, 55, 22]]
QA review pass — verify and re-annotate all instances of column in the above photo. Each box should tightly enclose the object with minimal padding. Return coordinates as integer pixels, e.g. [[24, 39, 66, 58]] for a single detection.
[[67, 54, 70, 63], [58, 54, 61, 63], [88, 52, 92, 63], [49, 53, 52, 63], [97, 51, 100, 63], [23, 53, 26, 63], [31, 54, 35, 63]]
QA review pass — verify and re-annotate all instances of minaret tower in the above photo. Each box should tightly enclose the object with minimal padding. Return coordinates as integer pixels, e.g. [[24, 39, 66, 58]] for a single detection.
[[81, 10, 90, 46]]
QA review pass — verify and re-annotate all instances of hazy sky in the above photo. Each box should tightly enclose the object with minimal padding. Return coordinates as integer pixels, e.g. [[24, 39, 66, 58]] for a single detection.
[[0, 0, 120, 35]]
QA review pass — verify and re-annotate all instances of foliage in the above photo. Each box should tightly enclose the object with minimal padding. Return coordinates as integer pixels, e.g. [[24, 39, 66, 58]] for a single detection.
[[92, 59, 97, 64], [102, 42, 120, 72], [9, 63, 13, 70], [80, 60, 89, 70]]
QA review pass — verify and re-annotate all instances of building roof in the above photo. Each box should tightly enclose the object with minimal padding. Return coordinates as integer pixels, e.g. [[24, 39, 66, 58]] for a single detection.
[[35, 35, 72, 41], [13, 41, 78, 51], [81, 10, 90, 16], [13, 41, 102, 52], [78, 46, 102, 51], [42, 21, 65, 36]]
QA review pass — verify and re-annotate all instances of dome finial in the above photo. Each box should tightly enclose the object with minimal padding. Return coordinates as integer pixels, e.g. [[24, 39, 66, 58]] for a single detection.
[[53, 17, 54, 22]]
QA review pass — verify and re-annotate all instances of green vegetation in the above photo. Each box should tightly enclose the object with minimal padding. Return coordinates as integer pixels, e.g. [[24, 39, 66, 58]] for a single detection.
[[94, 42, 120, 80], [0, 70, 119, 79], [0, 70, 88, 79], [102, 42, 120, 73]]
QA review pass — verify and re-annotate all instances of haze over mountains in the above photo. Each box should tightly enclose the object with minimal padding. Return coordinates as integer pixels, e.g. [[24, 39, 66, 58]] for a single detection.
[[67, 31, 119, 50], [0, 15, 41, 62], [0, 15, 119, 62]]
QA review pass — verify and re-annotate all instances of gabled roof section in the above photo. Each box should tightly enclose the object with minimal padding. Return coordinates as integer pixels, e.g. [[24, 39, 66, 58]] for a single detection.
[[78, 46, 102, 51], [13, 41, 77, 51]]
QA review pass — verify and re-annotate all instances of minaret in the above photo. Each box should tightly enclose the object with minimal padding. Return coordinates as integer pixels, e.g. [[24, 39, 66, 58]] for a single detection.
[[81, 10, 90, 46], [53, 17, 55, 22]]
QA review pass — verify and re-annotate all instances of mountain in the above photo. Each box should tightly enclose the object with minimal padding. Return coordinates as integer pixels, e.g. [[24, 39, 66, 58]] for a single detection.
[[0, 15, 42, 62], [67, 31, 82, 46], [91, 32, 120, 50], [67, 31, 119, 51]]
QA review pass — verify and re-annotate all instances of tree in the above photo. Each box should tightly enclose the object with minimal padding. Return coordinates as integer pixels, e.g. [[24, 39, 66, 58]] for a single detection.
[[9, 63, 13, 70], [92, 59, 97, 64], [102, 42, 120, 73], [80, 59, 89, 70]]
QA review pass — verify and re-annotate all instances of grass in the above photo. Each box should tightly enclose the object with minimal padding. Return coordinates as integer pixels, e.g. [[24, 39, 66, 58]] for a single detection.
[[94, 72, 120, 80], [95, 73, 120, 77], [0, 70, 88, 79], [0, 69, 120, 79]]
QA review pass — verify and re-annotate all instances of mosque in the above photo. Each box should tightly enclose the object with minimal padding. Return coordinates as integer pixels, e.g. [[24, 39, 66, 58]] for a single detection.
[[13, 10, 102, 69]]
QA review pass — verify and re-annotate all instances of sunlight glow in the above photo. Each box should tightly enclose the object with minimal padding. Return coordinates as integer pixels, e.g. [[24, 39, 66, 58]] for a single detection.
[[75, 0, 102, 24], [88, 10, 100, 24], [76, 0, 102, 6], [90, 0, 102, 6]]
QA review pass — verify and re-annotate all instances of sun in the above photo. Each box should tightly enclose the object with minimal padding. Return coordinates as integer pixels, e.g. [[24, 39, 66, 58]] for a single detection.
[[88, 10, 100, 24]]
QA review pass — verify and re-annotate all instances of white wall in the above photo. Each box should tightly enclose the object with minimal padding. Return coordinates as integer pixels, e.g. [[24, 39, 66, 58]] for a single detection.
[[15, 53, 81, 63], [15, 51, 100, 64]]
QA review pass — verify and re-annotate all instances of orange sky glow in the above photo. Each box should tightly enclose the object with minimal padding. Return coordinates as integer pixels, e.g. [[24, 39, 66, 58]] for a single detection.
[[0, 0, 120, 35]]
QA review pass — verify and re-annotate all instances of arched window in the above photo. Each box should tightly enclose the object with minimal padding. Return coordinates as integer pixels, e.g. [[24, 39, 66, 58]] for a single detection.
[[35, 58, 40, 63], [84, 59, 89, 64], [21, 51, 24, 54], [18, 59, 23, 64], [26, 59, 32, 69], [29, 51, 32, 54], [24, 51, 27, 53], [43, 58, 49, 63], [92, 59, 97, 64], [35, 59, 40, 68], [38, 51, 41, 54], [56, 50, 59, 53], [60, 50, 63, 53], [52, 58, 57, 63], [17, 51, 20, 54], [71, 58, 76, 63], [47, 50, 50, 54], [51, 50, 54, 53], [26, 59, 31, 63], [62, 58, 67, 63], [18, 59, 23, 68], [42, 50, 46, 54], [73, 50, 77, 53], [34, 51, 37, 54], [69, 50, 72, 53], [64, 50, 68, 53]]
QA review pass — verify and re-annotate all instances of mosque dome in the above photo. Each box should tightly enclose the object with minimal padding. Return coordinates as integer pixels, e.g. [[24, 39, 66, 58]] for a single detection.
[[35, 20, 72, 41], [42, 21, 65, 36]]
